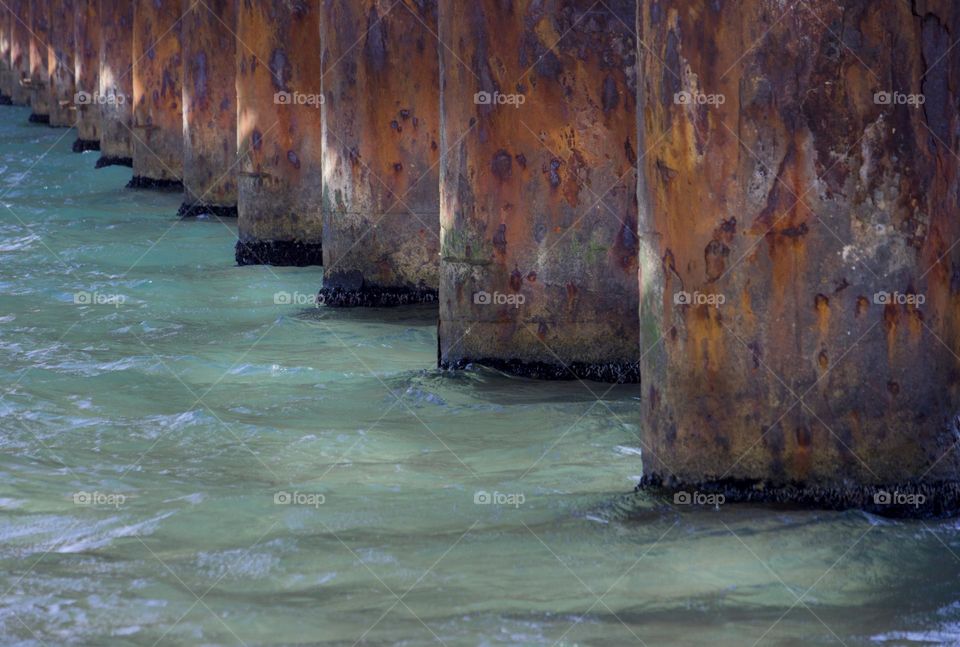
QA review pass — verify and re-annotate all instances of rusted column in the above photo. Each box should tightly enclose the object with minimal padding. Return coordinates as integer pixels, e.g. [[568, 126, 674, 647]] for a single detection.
[[8, 0, 32, 106], [96, 0, 133, 168], [72, 0, 100, 151], [0, 5, 13, 104], [318, 1, 440, 306], [27, 0, 50, 122], [130, 0, 183, 189], [637, 0, 960, 513], [179, 0, 237, 218], [235, 0, 323, 265], [437, 1, 640, 382], [47, 0, 76, 128]]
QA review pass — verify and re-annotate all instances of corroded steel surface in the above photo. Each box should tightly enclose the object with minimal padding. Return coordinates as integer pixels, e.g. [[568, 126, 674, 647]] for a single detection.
[[97, 0, 133, 167], [28, 0, 50, 121], [235, 0, 323, 265], [180, 0, 237, 217], [438, 0, 640, 382], [47, 0, 76, 127], [131, 0, 183, 188], [73, 0, 100, 150], [637, 0, 960, 510], [319, 0, 440, 306], [8, 0, 31, 105]]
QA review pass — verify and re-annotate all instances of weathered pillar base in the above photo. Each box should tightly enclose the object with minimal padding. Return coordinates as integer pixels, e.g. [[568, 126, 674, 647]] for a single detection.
[[439, 355, 641, 384], [27, 112, 49, 124], [72, 139, 100, 153], [317, 283, 439, 309], [235, 240, 324, 267], [177, 203, 238, 219], [126, 177, 184, 191], [95, 156, 133, 169], [637, 475, 960, 519]]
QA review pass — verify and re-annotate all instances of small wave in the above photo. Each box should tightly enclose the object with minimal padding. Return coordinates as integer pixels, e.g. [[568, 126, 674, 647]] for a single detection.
[[0, 234, 41, 252]]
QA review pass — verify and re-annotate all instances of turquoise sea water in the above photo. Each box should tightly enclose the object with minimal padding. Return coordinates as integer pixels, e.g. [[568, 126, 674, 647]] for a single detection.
[[1, 106, 959, 646]]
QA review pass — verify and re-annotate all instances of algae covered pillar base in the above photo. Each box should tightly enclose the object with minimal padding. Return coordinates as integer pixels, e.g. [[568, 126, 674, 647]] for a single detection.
[[96, 0, 133, 169], [437, 0, 640, 383], [73, 0, 100, 152], [318, 0, 440, 307], [235, 0, 323, 266], [636, 0, 960, 516], [179, 0, 237, 219], [129, 0, 183, 190]]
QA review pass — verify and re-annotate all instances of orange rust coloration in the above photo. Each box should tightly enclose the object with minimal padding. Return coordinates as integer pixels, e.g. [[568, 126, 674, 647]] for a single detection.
[[638, 0, 960, 491], [131, 0, 183, 187], [28, 0, 50, 119], [73, 0, 100, 147], [98, 0, 133, 167], [8, 0, 31, 106], [235, 0, 323, 265], [47, 0, 75, 127], [180, 0, 237, 216], [319, 0, 440, 305], [438, 0, 640, 382]]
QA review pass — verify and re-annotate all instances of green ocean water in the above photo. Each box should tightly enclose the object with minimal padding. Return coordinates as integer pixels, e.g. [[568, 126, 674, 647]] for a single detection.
[[0, 106, 958, 646]]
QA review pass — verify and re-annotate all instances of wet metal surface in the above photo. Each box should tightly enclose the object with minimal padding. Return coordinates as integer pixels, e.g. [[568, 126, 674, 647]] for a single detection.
[[28, 0, 50, 120], [73, 0, 100, 149], [636, 0, 960, 508], [180, 0, 237, 217], [131, 0, 183, 186], [47, 0, 75, 128], [97, 0, 133, 167], [319, 0, 441, 306], [438, 0, 640, 382], [235, 0, 323, 265]]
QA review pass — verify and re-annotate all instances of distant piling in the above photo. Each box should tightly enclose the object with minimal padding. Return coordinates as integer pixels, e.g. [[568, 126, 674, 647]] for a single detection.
[[129, 0, 183, 189], [27, 0, 50, 123], [179, 0, 238, 218], [318, 0, 441, 307], [47, 0, 76, 128], [0, 5, 13, 104], [96, 0, 133, 168], [437, 1, 641, 382], [8, 0, 31, 106], [73, 0, 100, 152], [235, 0, 323, 266]]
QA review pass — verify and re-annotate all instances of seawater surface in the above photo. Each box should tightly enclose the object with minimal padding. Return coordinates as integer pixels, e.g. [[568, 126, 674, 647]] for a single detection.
[[1, 107, 959, 646]]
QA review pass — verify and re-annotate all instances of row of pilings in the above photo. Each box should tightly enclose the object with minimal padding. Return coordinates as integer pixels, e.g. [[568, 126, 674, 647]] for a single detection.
[[2, 0, 960, 514]]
